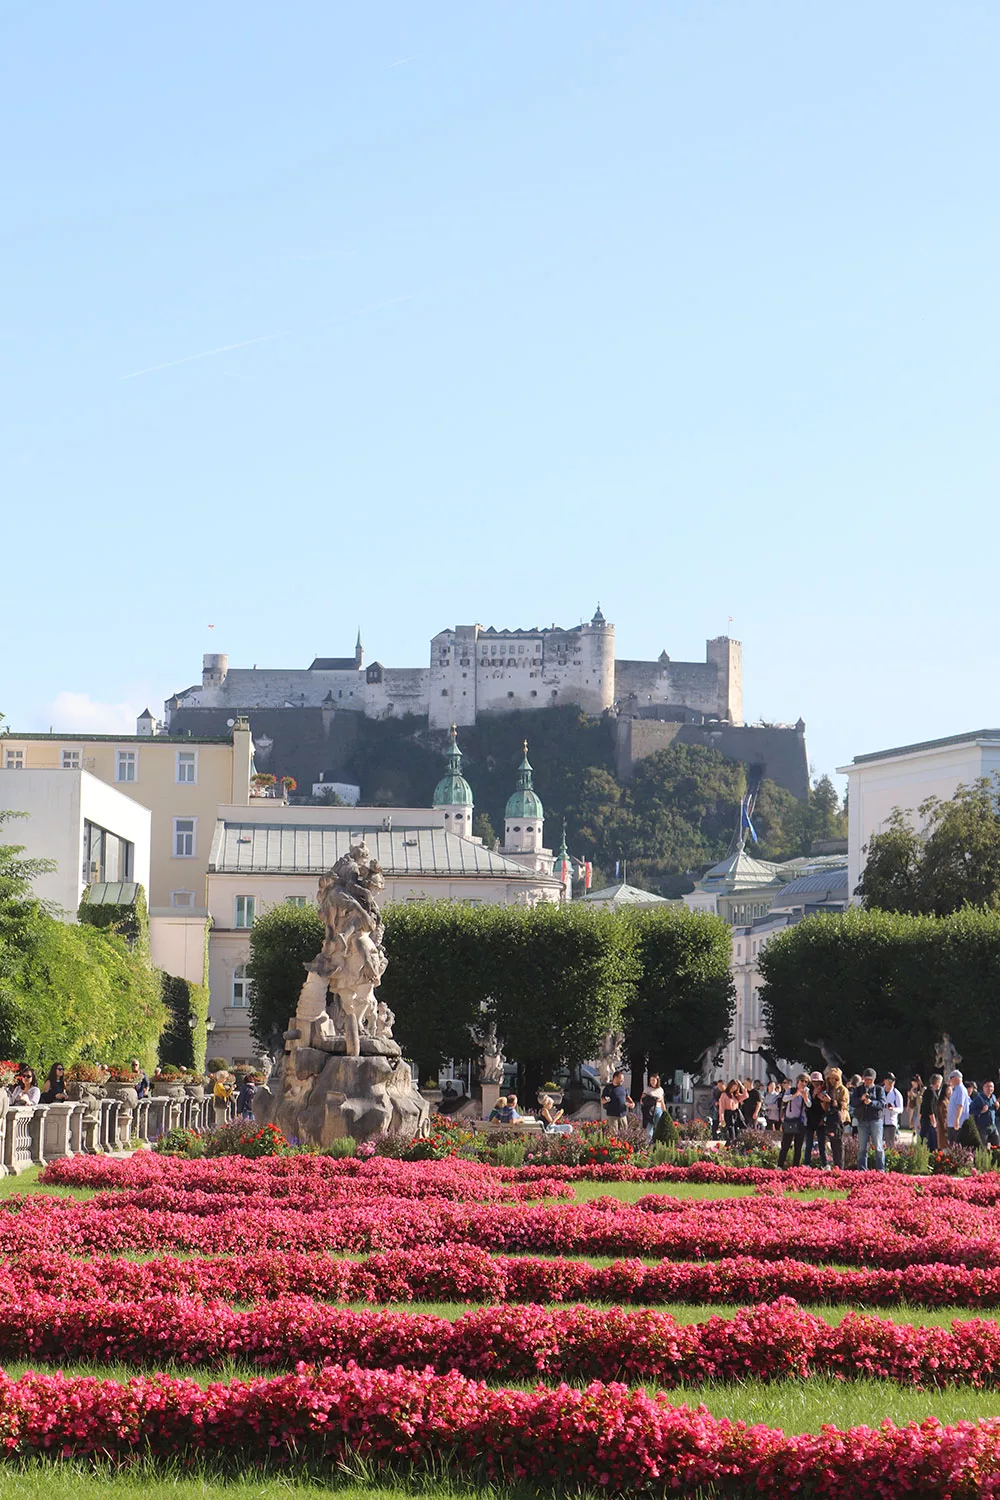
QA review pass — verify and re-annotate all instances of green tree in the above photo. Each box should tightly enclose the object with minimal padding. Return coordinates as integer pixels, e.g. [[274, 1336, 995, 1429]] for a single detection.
[[246, 902, 324, 1054], [623, 907, 735, 1091], [855, 809, 924, 913], [857, 777, 1000, 917], [159, 974, 210, 1071], [471, 811, 498, 849], [489, 905, 639, 1100], [380, 902, 494, 1077]]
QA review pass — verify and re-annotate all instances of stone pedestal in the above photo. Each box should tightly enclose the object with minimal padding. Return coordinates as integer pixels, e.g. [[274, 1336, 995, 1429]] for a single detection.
[[256, 1049, 430, 1146], [480, 1082, 501, 1120], [133, 1099, 151, 1143], [146, 1098, 173, 1140], [43, 1102, 78, 1160], [4, 1107, 34, 1175], [28, 1105, 49, 1166]]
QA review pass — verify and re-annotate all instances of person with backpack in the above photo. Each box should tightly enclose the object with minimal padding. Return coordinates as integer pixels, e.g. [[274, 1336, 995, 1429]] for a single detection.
[[639, 1074, 665, 1142], [778, 1075, 809, 1168], [851, 1069, 886, 1171]]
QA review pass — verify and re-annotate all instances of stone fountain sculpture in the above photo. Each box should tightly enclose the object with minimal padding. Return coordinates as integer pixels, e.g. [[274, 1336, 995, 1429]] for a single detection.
[[253, 841, 430, 1145]]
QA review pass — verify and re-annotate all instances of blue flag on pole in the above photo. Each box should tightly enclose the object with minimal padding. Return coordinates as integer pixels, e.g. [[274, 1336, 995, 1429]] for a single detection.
[[741, 794, 758, 844], [615, 860, 621, 878]]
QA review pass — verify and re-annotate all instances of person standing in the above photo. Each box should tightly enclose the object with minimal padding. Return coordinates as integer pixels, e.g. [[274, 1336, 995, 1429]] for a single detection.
[[741, 1080, 762, 1130], [717, 1080, 747, 1144], [639, 1074, 665, 1142], [212, 1070, 234, 1127], [131, 1059, 150, 1100], [905, 1076, 924, 1133], [920, 1074, 941, 1151], [971, 1081, 1000, 1146], [763, 1081, 783, 1133], [824, 1068, 850, 1170], [851, 1069, 886, 1171], [882, 1074, 904, 1149], [947, 1070, 970, 1144], [236, 1073, 256, 1120], [601, 1070, 634, 1138], [778, 1075, 809, 1168], [803, 1072, 829, 1168]]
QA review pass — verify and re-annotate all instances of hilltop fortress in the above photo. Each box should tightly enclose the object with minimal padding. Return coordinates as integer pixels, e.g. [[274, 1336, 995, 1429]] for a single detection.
[[166, 608, 743, 732], [162, 609, 807, 802]]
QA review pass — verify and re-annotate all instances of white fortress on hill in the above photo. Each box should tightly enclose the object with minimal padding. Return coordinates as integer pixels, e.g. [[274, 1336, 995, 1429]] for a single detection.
[[165, 608, 743, 731]]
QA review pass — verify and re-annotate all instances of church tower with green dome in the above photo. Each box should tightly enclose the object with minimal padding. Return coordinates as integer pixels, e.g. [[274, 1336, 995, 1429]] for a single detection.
[[503, 740, 545, 855], [432, 724, 474, 839]]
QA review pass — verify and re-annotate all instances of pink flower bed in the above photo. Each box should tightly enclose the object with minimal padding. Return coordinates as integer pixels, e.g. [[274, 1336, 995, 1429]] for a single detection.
[[6, 1245, 1000, 1312], [0, 1292, 996, 1387], [0, 1362, 1000, 1494], [9, 1177, 1000, 1267]]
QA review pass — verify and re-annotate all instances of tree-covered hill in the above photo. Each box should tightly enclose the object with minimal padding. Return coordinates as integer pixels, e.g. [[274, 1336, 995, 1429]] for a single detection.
[[325, 707, 844, 898]]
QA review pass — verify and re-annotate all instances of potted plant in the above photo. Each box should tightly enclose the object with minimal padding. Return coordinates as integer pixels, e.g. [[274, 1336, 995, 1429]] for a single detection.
[[183, 1071, 206, 1099], [104, 1064, 140, 1107], [65, 1062, 108, 1103], [0, 1061, 18, 1115], [251, 772, 277, 797], [152, 1066, 187, 1100]]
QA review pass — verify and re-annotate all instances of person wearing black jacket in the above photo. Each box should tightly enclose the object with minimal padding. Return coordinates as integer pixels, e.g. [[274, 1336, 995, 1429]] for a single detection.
[[803, 1071, 829, 1168], [920, 1073, 942, 1152], [851, 1069, 886, 1171]]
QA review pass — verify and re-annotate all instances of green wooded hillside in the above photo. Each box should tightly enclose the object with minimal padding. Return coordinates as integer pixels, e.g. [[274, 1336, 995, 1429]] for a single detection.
[[327, 707, 843, 896]]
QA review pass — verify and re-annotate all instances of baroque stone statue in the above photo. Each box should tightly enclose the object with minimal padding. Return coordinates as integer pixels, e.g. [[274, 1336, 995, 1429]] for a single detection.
[[470, 1020, 504, 1085], [597, 1030, 625, 1086], [253, 841, 430, 1145], [934, 1034, 962, 1077]]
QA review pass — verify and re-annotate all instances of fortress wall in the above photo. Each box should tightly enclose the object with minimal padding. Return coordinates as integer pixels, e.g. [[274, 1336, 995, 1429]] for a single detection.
[[614, 717, 809, 800], [176, 669, 362, 713], [615, 659, 723, 718], [368, 668, 430, 720]]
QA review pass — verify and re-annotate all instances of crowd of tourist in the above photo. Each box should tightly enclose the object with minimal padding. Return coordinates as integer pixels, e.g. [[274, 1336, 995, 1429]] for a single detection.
[[707, 1067, 1000, 1170]]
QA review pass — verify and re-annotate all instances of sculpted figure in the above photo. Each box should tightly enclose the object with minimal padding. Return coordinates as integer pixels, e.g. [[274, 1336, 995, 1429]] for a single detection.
[[471, 1020, 504, 1085], [597, 1030, 625, 1087], [376, 1001, 395, 1040], [934, 1034, 962, 1078], [316, 841, 388, 1055]]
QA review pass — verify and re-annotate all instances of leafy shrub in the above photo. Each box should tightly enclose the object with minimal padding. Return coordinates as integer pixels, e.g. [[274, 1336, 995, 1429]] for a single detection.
[[492, 1138, 526, 1168], [907, 1138, 931, 1175], [153, 1127, 204, 1158], [207, 1057, 229, 1074], [653, 1112, 678, 1147], [203, 1121, 288, 1158], [322, 1137, 357, 1159]]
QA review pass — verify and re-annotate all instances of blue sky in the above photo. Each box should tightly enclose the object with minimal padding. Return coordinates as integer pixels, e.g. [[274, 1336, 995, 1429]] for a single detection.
[[3, 2, 998, 786]]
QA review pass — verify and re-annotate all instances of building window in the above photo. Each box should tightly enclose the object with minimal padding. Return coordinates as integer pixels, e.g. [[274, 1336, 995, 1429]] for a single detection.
[[232, 963, 252, 1008], [285, 896, 308, 908], [115, 750, 136, 783], [82, 821, 134, 884], [4, 750, 23, 769], [441, 689, 448, 696], [176, 750, 197, 784], [61, 749, 80, 769], [235, 895, 256, 928], [170, 891, 195, 908], [173, 817, 196, 857]]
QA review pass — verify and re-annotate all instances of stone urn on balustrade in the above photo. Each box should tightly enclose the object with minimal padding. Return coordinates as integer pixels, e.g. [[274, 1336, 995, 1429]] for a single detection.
[[104, 1082, 139, 1109], [152, 1077, 186, 1101]]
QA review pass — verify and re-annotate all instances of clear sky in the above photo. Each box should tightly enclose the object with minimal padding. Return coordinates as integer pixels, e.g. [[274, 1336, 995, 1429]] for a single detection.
[[3, 2, 998, 786]]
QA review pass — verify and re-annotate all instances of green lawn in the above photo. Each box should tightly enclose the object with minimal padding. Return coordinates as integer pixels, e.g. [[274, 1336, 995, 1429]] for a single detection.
[[692, 1375, 1000, 1434], [0, 1164, 97, 1201], [568, 1180, 755, 1203], [0, 1460, 555, 1500]]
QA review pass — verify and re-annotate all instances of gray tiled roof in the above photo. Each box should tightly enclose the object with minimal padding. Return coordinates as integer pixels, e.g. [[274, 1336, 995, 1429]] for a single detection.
[[770, 870, 849, 904], [582, 882, 670, 906], [208, 821, 561, 883]]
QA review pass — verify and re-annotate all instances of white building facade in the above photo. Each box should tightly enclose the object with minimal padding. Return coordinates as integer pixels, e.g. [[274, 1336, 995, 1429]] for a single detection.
[[0, 768, 151, 919], [838, 729, 1000, 900]]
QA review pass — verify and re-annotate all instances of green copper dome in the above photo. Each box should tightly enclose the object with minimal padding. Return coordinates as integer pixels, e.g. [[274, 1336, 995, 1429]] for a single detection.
[[433, 724, 474, 807], [505, 740, 544, 821]]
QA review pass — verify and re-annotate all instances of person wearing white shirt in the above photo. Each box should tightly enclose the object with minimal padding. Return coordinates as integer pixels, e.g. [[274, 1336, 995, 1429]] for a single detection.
[[946, 1070, 971, 1144], [9, 1068, 40, 1107], [882, 1073, 904, 1148]]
